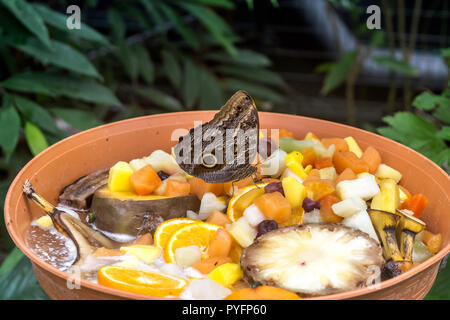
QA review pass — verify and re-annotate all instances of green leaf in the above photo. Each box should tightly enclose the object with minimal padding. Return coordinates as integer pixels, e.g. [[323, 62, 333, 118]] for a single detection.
[[369, 30, 385, 47], [50, 108, 103, 131], [433, 105, 450, 124], [0, 96, 21, 159], [157, 2, 200, 50], [377, 127, 409, 145], [436, 126, 450, 140], [107, 8, 125, 42], [434, 149, 450, 168], [372, 55, 418, 76], [162, 49, 182, 89], [13, 38, 100, 78], [441, 48, 450, 58], [205, 49, 271, 67], [32, 4, 110, 46], [0, 249, 49, 300], [0, 247, 23, 276], [223, 78, 285, 104], [412, 91, 450, 111], [116, 40, 139, 82], [141, 0, 167, 34], [186, 0, 235, 9], [182, 58, 200, 107], [215, 65, 285, 87], [24, 122, 48, 156], [2, 73, 121, 106], [12, 95, 60, 135], [382, 112, 437, 141], [133, 87, 183, 112], [321, 51, 356, 95], [134, 45, 155, 84], [177, 1, 236, 55], [0, 0, 51, 48], [198, 68, 224, 109]]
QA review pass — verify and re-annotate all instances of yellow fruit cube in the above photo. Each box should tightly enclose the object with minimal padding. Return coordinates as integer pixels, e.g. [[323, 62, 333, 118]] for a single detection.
[[319, 167, 337, 180], [120, 245, 162, 264], [285, 151, 308, 179], [304, 132, 319, 140], [344, 136, 363, 157], [35, 215, 52, 228], [282, 176, 306, 208], [370, 179, 399, 213], [207, 263, 243, 287], [375, 164, 402, 183], [108, 161, 134, 192]]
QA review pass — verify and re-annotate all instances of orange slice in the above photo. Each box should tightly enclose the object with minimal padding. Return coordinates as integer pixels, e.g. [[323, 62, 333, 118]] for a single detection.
[[226, 183, 268, 222], [153, 218, 198, 249], [164, 222, 221, 263], [97, 265, 188, 297]]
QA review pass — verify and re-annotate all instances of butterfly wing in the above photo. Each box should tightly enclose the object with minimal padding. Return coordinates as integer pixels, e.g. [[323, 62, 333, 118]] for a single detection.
[[174, 90, 259, 183]]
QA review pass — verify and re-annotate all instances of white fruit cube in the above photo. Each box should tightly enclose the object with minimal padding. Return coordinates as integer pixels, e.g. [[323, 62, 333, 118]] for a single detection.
[[319, 167, 337, 181], [145, 150, 183, 175], [303, 209, 323, 224], [226, 217, 257, 248], [259, 149, 287, 177], [199, 192, 226, 219], [375, 164, 402, 183], [175, 245, 202, 267], [243, 204, 266, 227], [129, 158, 148, 172], [331, 197, 367, 218], [342, 209, 380, 243], [336, 174, 380, 201]]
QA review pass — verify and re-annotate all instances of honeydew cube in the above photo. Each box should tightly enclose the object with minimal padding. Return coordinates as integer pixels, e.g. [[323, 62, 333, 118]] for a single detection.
[[199, 192, 226, 219], [259, 149, 287, 177], [243, 204, 266, 227], [336, 174, 380, 201], [342, 209, 380, 243], [319, 167, 337, 181], [331, 197, 367, 218], [226, 217, 257, 248], [344, 136, 363, 158], [281, 167, 303, 184], [129, 158, 148, 172], [207, 263, 243, 287], [375, 164, 402, 183], [281, 176, 307, 208], [35, 215, 53, 228], [108, 161, 134, 192], [370, 178, 399, 213], [174, 245, 202, 267], [145, 150, 183, 175], [120, 245, 162, 264], [303, 209, 323, 224]]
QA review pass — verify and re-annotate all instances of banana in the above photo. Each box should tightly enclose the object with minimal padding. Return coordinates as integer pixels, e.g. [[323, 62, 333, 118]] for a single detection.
[[240, 224, 384, 296], [396, 209, 426, 264]]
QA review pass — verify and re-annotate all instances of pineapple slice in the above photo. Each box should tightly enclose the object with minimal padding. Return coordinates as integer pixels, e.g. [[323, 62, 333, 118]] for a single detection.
[[207, 263, 243, 287], [226, 217, 257, 248], [370, 179, 399, 213], [344, 137, 363, 157], [108, 161, 134, 192], [336, 174, 380, 200], [375, 164, 402, 183], [281, 176, 307, 208], [120, 245, 162, 264]]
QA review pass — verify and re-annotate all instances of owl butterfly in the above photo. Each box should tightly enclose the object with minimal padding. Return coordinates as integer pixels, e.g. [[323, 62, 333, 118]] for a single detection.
[[174, 90, 259, 183]]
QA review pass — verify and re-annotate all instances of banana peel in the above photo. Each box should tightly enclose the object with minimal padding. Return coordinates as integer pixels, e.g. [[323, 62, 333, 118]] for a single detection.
[[396, 209, 426, 262]]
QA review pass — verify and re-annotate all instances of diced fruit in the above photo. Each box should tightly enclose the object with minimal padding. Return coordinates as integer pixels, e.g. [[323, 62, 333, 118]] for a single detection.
[[243, 204, 266, 227], [129, 165, 162, 195], [188, 177, 223, 200], [259, 149, 287, 177], [120, 245, 162, 264], [254, 192, 292, 224], [225, 285, 300, 300], [304, 180, 335, 201], [302, 197, 320, 212], [182, 279, 231, 300], [319, 167, 337, 181], [398, 185, 412, 200], [164, 222, 221, 263], [335, 168, 357, 185], [226, 217, 257, 248], [175, 245, 202, 267], [226, 183, 267, 222], [375, 164, 402, 183], [279, 137, 318, 153], [145, 150, 183, 175], [35, 215, 52, 228], [370, 179, 399, 213], [336, 174, 380, 200], [208, 228, 233, 257], [193, 256, 232, 274], [344, 137, 363, 157], [319, 194, 343, 223], [285, 151, 309, 179], [98, 266, 188, 297], [153, 218, 198, 249], [301, 147, 316, 167], [412, 240, 433, 263], [164, 180, 190, 197], [331, 197, 367, 218], [342, 209, 380, 243], [421, 231, 442, 254], [206, 210, 232, 227], [126, 233, 153, 246], [129, 158, 148, 172], [314, 157, 333, 169], [304, 132, 319, 140], [94, 247, 125, 257], [198, 192, 226, 220], [401, 194, 428, 218], [223, 176, 253, 196], [264, 181, 285, 196], [208, 263, 243, 287], [303, 168, 321, 183], [282, 176, 307, 208], [303, 208, 323, 224], [361, 146, 381, 174], [108, 161, 134, 192], [321, 138, 349, 152], [320, 144, 336, 158], [280, 207, 303, 227], [257, 220, 278, 237], [229, 244, 243, 264], [186, 210, 201, 220], [281, 167, 304, 184], [333, 151, 369, 174]]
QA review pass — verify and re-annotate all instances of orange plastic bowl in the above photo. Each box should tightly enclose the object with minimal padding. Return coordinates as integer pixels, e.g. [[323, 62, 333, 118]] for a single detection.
[[4, 111, 450, 300]]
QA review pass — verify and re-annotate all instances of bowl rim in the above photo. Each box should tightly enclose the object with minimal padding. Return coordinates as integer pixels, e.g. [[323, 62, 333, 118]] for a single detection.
[[4, 110, 450, 300]]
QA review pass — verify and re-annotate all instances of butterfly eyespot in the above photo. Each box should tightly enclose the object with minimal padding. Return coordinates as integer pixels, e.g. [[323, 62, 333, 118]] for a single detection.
[[201, 153, 217, 168]]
